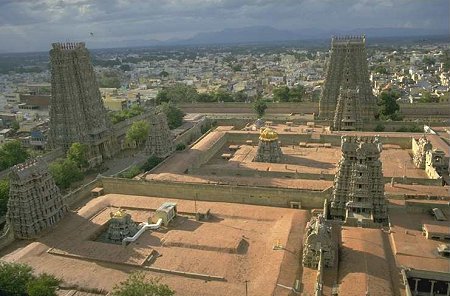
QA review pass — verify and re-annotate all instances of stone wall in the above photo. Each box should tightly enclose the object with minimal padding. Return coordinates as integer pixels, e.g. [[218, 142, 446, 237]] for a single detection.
[[63, 178, 102, 208], [178, 102, 319, 115], [101, 177, 328, 209]]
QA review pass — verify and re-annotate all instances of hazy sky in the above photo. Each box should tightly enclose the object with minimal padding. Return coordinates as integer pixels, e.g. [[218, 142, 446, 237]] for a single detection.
[[0, 0, 448, 53]]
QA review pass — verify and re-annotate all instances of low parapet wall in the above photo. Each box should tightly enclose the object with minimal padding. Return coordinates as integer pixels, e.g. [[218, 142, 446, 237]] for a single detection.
[[100, 177, 328, 209]]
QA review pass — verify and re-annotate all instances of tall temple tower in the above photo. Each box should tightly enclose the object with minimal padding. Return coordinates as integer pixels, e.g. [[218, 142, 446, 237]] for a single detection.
[[7, 159, 66, 239], [48, 42, 114, 159], [145, 112, 175, 158], [329, 136, 387, 226], [319, 36, 376, 128]]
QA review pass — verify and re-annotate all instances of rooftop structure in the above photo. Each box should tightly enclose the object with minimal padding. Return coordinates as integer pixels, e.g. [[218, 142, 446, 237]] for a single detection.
[[253, 128, 282, 163], [329, 136, 388, 226], [412, 135, 433, 169], [319, 35, 376, 126], [48, 42, 115, 160], [145, 112, 175, 158], [302, 214, 335, 269], [6, 159, 66, 239], [2, 194, 309, 296], [105, 209, 138, 243]]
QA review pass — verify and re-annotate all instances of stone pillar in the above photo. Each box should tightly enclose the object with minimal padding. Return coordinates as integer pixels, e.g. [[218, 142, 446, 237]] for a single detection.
[[414, 278, 420, 294], [430, 280, 435, 296], [446, 282, 450, 296]]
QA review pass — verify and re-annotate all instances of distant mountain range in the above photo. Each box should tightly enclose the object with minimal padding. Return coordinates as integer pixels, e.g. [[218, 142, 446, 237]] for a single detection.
[[88, 26, 448, 49]]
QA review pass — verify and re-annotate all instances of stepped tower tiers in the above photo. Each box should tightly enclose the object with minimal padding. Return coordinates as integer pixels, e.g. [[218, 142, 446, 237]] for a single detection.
[[145, 112, 175, 158], [254, 128, 283, 163], [48, 42, 114, 160], [106, 209, 138, 243], [329, 136, 388, 226], [302, 215, 335, 269], [6, 159, 66, 239], [332, 49, 363, 131], [319, 35, 376, 125]]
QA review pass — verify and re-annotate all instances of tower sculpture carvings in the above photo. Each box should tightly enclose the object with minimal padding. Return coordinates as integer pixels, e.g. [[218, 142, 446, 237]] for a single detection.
[[330, 136, 388, 226], [145, 112, 175, 158], [7, 159, 66, 239], [48, 42, 114, 160], [254, 128, 282, 163], [319, 36, 376, 129]]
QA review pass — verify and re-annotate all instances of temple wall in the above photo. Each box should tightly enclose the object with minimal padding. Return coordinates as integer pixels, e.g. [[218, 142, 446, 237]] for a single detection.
[[225, 132, 412, 149], [63, 178, 102, 207], [101, 177, 328, 209]]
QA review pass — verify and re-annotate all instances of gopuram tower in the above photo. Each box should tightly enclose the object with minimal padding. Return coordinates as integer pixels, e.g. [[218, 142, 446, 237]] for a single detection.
[[319, 36, 376, 129], [329, 136, 388, 226], [145, 112, 175, 158], [6, 159, 66, 239], [48, 42, 114, 160]]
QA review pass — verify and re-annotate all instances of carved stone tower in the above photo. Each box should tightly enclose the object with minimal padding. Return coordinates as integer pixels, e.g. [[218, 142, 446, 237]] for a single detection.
[[332, 51, 363, 131], [48, 42, 114, 160], [145, 112, 175, 158], [106, 209, 138, 243], [7, 159, 66, 239], [330, 136, 387, 226], [319, 36, 376, 127], [412, 135, 432, 168], [254, 128, 282, 163]]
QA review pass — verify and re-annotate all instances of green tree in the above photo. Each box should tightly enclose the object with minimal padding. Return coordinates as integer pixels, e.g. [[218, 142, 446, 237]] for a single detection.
[[0, 140, 30, 171], [378, 91, 400, 120], [420, 91, 439, 103], [160, 103, 185, 129], [422, 56, 436, 66], [126, 120, 150, 147], [49, 158, 83, 189], [99, 74, 121, 88], [0, 179, 10, 216], [141, 156, 163, 172], [159, 70, 169, 78], [272, 86, 290, 102], [0, 261, 34, 296], [289, 85, 305, 102], [120, 64, 131, 72], [111, 272, 174, 296], [374, 124, 385, 132], [156, 83, 198, 103], [373, 65, 388, 74], [254, 99, 268, 118], [10, 121, 20, 132], [197, 93, 215, 102], [67, 142, 89, 169], [26, 273, 60, 296], [233, 91, 248, 102], [214, 90, 233, 102]]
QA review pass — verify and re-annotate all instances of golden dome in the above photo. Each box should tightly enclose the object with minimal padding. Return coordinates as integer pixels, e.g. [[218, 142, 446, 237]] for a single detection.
[[259, 128, 279, 141], [110, 209, 127, 219]]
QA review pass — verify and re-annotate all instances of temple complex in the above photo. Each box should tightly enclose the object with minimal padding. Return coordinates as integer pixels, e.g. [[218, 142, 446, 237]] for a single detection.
[[6, 159, 66, 239], [253, 128, 282, 163], [329, 136, 388, 226], [48, 42, 115, 161], [145, 112, 175, 158], [105, 209, 138, 244], [302, 215, 335, 269], [319, 36, 376, 128]]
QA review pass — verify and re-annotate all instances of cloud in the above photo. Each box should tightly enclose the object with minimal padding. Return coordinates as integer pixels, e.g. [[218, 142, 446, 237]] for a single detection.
[[0, 0, 448, 52]]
